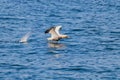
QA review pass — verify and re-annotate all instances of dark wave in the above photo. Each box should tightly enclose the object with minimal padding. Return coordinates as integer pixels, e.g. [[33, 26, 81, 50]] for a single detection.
[[0, 17, 26, 21]]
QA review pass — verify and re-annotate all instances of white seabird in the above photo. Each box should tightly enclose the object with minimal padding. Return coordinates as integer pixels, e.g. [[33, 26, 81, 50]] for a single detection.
[[45, 26, 68, 41], [19, 32, 31, 43]]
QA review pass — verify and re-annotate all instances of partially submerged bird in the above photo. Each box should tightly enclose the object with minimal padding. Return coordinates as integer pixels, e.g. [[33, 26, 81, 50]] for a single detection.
[[45, 26, 68, 41], [19, 32, 31, 43]]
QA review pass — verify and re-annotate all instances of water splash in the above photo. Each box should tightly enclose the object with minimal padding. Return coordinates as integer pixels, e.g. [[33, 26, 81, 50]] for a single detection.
[[19, 32, 31, 43]]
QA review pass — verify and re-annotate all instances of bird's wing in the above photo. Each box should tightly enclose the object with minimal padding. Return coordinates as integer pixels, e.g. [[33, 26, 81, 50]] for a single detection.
[[49, 28, 59, 38], [55, 25, 62, 36], [19, 32, 31, 42]]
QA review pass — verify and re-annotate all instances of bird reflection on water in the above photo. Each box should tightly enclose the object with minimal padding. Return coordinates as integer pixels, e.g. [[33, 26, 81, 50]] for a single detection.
[[48, 41, 65, 48], [47, 41, 66, 58]]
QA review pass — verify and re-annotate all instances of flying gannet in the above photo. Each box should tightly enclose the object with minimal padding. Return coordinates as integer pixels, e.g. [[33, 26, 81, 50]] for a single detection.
[[19, 32, 31, 43], [45, 26, 68, 41]]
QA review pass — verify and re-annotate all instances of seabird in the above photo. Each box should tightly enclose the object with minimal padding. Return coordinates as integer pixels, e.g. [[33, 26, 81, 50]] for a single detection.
[[45, 25, 68, 41], [19, 32, 31, 43]]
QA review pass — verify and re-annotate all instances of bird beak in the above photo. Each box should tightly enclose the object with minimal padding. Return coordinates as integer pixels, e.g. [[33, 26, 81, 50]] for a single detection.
[[66, 35, 70, 38]]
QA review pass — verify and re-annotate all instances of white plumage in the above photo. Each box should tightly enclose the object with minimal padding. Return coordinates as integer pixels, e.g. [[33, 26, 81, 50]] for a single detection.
[[45, 26, 68, 41]]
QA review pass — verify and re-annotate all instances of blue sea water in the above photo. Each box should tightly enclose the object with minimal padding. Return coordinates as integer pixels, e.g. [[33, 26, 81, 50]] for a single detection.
[[0, 0, 120, 80]]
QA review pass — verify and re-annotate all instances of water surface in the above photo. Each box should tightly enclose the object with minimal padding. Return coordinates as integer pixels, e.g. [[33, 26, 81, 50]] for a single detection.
[[0, 0, 120, 80]]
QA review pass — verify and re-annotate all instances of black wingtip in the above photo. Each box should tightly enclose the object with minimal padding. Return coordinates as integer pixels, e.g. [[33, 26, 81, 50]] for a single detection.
[[45, 29, 49, 33], [45, 27, 55, 34]]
